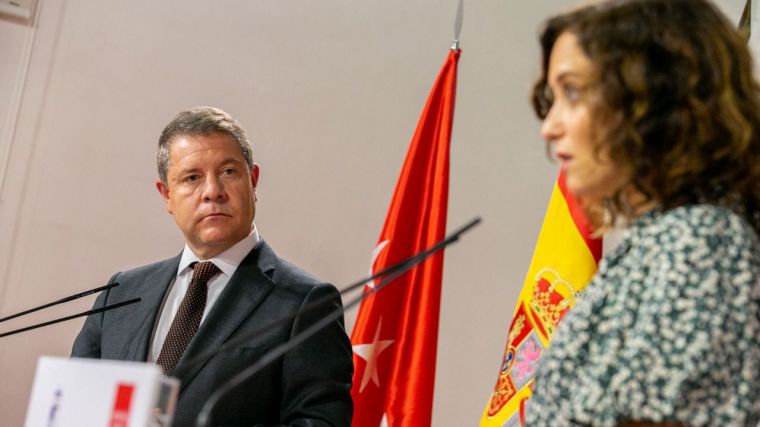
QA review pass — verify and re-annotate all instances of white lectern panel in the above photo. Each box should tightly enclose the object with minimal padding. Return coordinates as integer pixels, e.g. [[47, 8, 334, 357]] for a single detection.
[[24, 357, 178, 427]]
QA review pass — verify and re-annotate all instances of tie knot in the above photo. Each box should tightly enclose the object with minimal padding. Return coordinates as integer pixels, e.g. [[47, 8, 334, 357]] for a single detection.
[[191, 261, 221, 285]]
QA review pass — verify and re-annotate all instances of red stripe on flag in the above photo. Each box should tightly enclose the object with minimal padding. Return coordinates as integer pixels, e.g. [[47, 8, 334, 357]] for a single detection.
[[557, 172, 602, 262]]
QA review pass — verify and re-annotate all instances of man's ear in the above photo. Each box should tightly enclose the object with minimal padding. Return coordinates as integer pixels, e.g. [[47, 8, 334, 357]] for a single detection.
[[251, 163, 260, 188], [251, 164, 260, 202], [155, 180, 173, 214]]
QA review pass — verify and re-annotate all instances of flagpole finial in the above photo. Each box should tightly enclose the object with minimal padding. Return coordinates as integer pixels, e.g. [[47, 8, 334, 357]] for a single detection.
[[452, 0, 463, 51]]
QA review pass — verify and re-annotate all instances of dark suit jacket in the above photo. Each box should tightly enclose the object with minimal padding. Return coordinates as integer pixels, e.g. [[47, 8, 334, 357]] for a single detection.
[[71, 240, 353, 427]]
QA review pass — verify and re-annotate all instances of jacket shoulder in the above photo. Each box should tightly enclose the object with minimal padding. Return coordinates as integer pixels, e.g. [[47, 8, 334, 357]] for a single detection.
[[257, 241, 334, 295]]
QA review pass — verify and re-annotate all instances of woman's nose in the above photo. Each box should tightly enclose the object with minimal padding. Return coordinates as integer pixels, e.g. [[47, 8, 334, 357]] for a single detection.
[[540, 104, 563, 142]]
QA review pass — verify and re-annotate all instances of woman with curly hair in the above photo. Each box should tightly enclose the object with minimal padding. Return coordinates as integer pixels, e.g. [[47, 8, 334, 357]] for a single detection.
[[526, 0, 760, 425]]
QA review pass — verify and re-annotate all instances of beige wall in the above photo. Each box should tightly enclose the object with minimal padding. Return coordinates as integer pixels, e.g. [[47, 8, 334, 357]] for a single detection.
[[0, 1, 748, 426]]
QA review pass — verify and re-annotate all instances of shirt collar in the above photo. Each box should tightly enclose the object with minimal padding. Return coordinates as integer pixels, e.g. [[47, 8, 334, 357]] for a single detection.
[[177, 224, 260, 277]]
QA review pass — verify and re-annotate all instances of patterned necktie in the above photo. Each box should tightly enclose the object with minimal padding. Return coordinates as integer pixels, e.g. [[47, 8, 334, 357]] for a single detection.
[[156, 261, 221, 373]]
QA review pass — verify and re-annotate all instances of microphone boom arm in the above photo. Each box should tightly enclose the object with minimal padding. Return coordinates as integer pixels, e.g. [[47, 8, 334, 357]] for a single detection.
[[0, 282, 120, 323], [0, 298, 140, 339]]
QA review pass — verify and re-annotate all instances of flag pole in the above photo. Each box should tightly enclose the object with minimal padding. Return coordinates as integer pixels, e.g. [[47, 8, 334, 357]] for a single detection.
[[452, 0, 463, 51]]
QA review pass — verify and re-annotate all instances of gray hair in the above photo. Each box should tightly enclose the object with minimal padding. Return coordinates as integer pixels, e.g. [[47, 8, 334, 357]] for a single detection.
[[157, 106, 254, 183]]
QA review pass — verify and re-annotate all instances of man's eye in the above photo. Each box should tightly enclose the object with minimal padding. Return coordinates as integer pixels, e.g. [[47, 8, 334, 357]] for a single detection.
[[184, 175, 199, 182], [222, 168, 236, 176]]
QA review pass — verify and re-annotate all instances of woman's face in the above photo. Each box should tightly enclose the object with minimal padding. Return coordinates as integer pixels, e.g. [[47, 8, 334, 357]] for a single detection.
[[541, 31, 626, 200]]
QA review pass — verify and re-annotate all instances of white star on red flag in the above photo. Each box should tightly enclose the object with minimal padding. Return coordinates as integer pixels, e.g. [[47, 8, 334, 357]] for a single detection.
[[352, 317, 394, 392]]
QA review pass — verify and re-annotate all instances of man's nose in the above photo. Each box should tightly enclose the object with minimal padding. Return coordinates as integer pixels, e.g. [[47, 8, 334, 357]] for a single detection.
[[202, 176, 227, 201]]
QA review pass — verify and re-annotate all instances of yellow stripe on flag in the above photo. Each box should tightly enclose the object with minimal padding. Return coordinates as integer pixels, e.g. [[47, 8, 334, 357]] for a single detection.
[[480, 177, 599, 427]]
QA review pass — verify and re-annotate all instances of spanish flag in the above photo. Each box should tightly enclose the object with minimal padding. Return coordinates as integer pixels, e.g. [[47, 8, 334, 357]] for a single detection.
[[479, 172, 601, 427]]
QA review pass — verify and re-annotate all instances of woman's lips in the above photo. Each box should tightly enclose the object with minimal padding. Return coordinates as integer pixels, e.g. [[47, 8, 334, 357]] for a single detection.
[[556, 153, 572, 172]]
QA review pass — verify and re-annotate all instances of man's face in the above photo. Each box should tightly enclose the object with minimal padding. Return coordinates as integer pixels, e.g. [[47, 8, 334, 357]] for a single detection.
[[156, 132, 259, 259]]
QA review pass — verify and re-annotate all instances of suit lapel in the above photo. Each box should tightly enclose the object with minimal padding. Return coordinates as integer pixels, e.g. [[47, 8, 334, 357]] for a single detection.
[[172, 241, 277, 390], [120, 254, 180, 362]]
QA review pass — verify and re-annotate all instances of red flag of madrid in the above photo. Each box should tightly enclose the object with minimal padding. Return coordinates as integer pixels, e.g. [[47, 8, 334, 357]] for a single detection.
[[350, 47, 460, 427]]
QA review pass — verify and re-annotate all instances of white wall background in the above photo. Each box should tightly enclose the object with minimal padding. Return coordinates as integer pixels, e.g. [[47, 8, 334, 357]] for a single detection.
[[0, 1, 749, 426]]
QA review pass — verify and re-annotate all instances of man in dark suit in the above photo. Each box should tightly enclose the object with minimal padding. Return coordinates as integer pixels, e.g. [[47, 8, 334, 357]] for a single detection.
[[71, 106, 353, 426]]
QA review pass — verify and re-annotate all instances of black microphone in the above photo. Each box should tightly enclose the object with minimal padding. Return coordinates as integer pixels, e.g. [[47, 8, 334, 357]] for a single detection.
[[0, 298, 141, 338], [195, 216, 482, 427], [0, 282, 121, 323]]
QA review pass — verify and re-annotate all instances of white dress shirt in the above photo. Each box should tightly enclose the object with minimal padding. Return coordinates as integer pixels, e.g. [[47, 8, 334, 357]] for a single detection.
[[148, 226, 260, 362]]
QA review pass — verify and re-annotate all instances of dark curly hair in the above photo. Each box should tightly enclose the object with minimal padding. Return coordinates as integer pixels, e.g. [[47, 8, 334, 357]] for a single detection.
[[533, 0, 760, 231]]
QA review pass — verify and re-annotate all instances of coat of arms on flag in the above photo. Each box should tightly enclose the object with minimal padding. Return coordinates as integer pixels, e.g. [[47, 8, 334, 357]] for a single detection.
[[480, 173, 601, 427]]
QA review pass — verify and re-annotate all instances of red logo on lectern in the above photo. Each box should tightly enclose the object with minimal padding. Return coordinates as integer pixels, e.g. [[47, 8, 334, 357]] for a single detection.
[[109, 383, 135, 427]]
